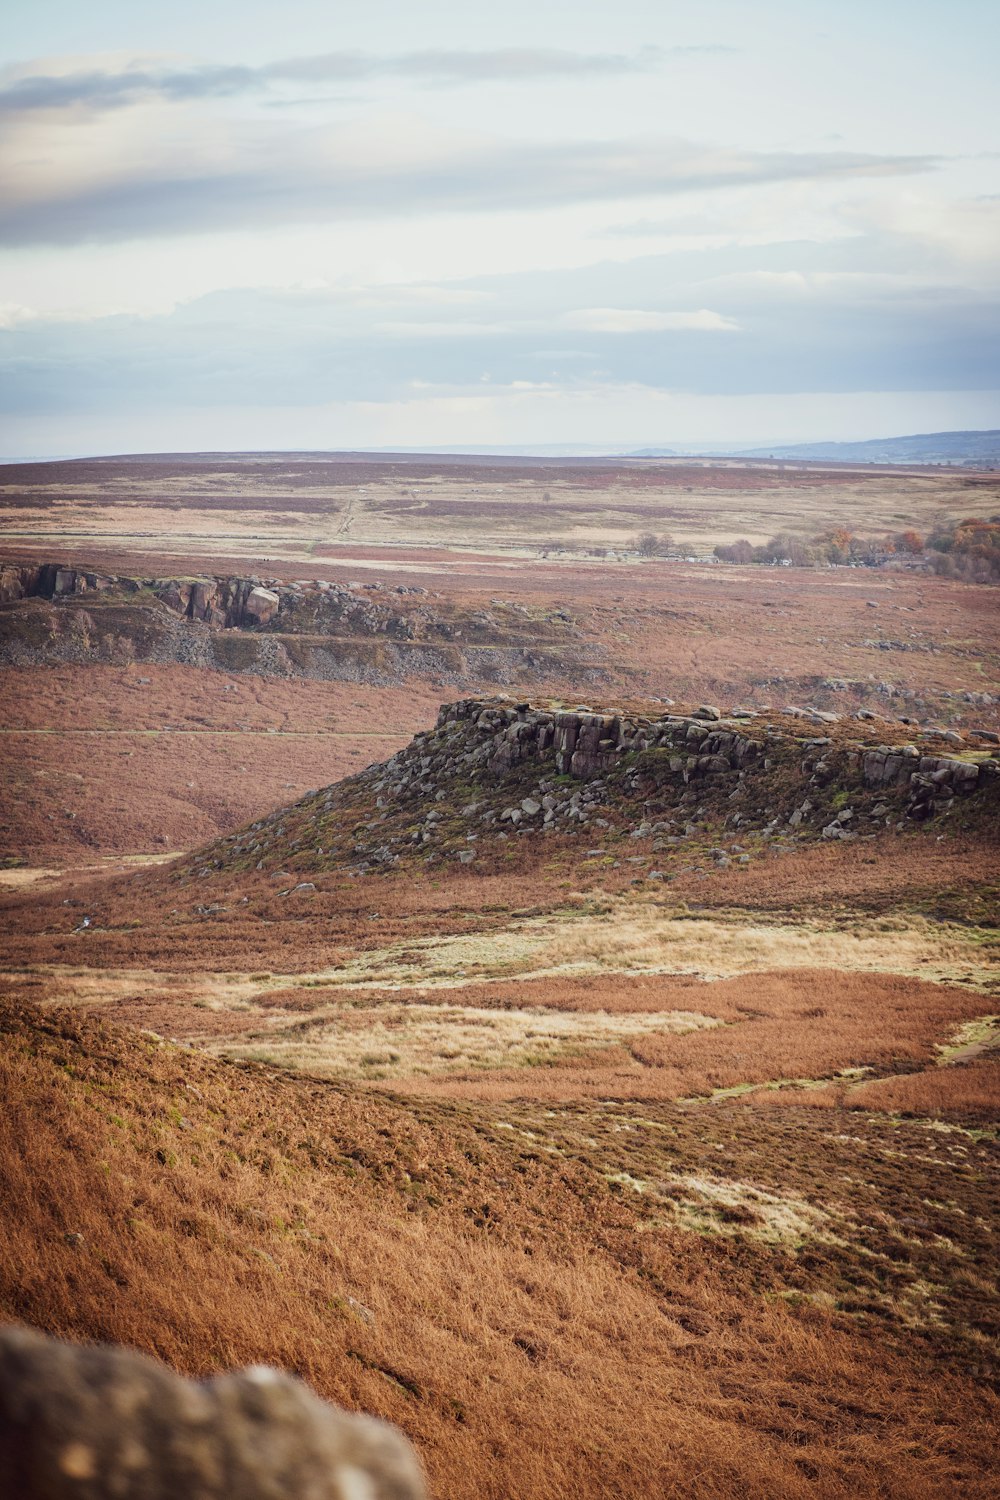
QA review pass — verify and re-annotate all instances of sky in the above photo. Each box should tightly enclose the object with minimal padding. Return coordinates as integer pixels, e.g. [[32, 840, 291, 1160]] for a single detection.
[[1, 0, 998, 456]]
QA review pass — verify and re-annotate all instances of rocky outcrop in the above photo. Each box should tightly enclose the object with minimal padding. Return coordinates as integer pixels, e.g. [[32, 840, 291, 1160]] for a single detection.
[[860, 745, 984, 819], [448, 700, 989, 812], [0, 1324, 425, 1500], [0, 563, 121, 603], [0, 560, 581, 643], [201, 697, 998, 881], [0, 563, 601, 687], [478, 700, 765, 783]]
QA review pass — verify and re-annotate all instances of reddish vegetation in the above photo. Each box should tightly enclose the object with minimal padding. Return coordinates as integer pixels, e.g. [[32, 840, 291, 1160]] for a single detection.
[[1, 456, 997, 1497], [357, 970, 996, 1105], [841, 1056, 1000, 1118], [20, 963, 992, 1112], [0, 828, 995, 973], [7, 540, 999, 718], [2, 553, 998, 867], [2, 999, 997, 1499], [0, 666, 442, 862]]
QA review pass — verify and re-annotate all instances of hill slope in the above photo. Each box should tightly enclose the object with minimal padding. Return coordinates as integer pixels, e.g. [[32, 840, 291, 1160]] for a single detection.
[[740, 429, 1000, 466], [2, 997, 998, 1499]]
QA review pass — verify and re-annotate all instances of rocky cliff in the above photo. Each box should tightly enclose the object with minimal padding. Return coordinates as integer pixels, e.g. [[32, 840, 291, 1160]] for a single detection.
[[0, 561, 599, 687], [190, 697, 1000, 882]]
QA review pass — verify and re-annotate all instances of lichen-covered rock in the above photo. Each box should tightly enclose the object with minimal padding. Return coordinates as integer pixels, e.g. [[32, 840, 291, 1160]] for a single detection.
[[0, 1324, 425, 1500]]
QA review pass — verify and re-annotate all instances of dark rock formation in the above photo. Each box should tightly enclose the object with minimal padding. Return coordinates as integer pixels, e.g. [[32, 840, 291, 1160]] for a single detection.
[[0, 1323, 425, 1500], [201, 696, 998, 880]]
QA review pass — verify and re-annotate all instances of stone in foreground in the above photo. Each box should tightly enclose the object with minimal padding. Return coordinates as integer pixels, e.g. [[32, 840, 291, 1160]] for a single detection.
[[0, 1324, 425, 1500]]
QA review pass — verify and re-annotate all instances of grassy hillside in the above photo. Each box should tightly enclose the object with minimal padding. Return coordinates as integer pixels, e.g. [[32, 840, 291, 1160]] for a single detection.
[[2, 996, 998, 1499]]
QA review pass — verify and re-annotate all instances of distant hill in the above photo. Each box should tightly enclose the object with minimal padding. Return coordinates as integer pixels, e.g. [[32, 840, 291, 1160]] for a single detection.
[[735, 429, 1000, 466]]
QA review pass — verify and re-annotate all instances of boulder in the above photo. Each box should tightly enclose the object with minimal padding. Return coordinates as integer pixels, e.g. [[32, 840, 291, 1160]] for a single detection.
[[692, 705, 722, 721], [244, 586, 281, 626], [0, 1324, 425, 1500]]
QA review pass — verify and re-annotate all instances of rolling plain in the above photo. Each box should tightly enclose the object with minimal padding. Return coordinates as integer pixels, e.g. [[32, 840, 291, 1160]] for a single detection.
[[1, 451, 998, 1498]]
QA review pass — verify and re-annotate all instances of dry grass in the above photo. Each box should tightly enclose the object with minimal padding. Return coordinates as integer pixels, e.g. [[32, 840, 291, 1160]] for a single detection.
[[203, 1001, 719, 1081], [844, 1056, 1000, 1120], [12, 963, 994, 1108], [188, 903, 992, 993], [4, 452, 999, 557], [2, 997, 997, 1499], [489, 904, 997, 987]]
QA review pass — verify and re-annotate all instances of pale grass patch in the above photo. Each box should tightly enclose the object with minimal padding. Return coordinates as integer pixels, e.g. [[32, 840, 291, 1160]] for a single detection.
[[295, 902, 998, 993], [24, 967, 268, 1011], [0, 868, 64, 889], [613, 1169, 845, 1248], [529, 906, 998, 987], [199, 1003, 720, 1081], [0, 853, 179, 889]]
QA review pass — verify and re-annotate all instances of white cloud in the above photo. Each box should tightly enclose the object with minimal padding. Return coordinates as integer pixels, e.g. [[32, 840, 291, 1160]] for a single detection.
[[0, 94, 935, 248], [376, 319, 511, 337], [0, 301, 38, 328], [563, 307, 739, 333]]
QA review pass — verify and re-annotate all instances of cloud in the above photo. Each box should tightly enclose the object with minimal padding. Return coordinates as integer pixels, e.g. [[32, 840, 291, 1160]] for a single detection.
[[0, 302, 39, 329], [0, 48, 660, 114], [4, 232, 998, 424], [0, 110, 936, 248], [376, 320, 512, 338], [563, 307, 739, 333]]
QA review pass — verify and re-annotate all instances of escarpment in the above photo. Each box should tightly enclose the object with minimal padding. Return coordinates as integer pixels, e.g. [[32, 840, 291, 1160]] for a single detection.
[[0, 561, 599, 685], [189, 697, 1000, 881]]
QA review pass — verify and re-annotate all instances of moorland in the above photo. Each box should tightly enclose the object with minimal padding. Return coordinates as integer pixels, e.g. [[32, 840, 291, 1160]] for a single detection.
[[1, 451, 998, 1498]]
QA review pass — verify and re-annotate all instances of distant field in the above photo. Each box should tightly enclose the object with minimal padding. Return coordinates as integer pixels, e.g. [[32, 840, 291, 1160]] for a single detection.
[[2, 451, 998, 559], [0, 667, 442, 863]]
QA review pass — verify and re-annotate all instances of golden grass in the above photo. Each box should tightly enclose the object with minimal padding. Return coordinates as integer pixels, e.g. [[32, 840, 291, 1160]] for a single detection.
[[12, 962, 994, 1113], [2, 998, 998, 1499], [217, 902, 996, 995], [204, 1002, 720, 1081], [624, 1170, 844, 1249], [845, 1056, 1000, 1120]]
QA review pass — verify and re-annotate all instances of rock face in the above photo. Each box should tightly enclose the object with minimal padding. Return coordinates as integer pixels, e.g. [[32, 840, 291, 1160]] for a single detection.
[[0, 1324, 426, 1500], [0, 564, 117, 603], [0, 563, 599, 687]]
